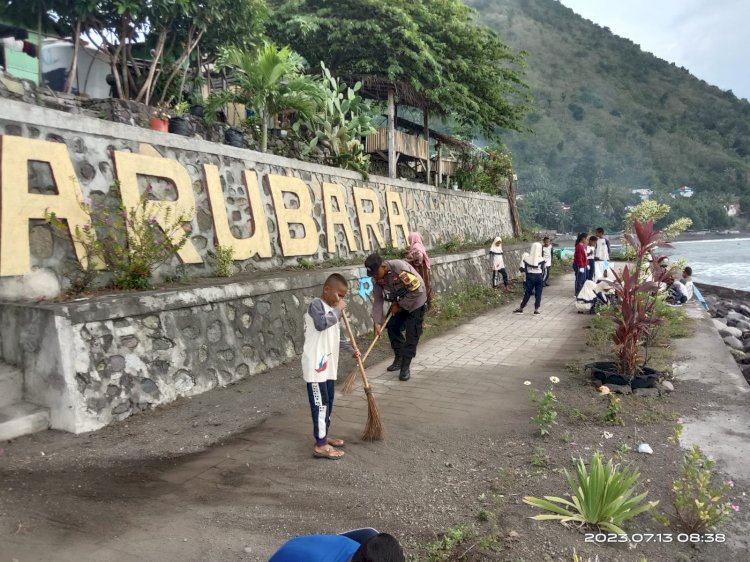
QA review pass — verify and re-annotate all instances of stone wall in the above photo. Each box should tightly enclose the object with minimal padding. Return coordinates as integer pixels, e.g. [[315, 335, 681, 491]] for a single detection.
[[0, 247, 524, 433], [0, 99, 514, 300]]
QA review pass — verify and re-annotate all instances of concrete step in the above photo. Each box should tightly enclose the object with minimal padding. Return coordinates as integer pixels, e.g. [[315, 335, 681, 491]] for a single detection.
[[0, 363, 23, 409], [0, 402, 50, 441]]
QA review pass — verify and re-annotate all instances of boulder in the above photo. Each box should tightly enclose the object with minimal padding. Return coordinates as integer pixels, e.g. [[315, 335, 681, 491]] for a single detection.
[[730, 319, 750, 332], [717, 325, 743, 339], [744, 339, 750, 352], [728, 347, 747, 361], [726, 311, 750, 325], [724, 336, 744, 351], [741, 364, 750, 382], [712, 318, 728, 329], [659, 380, 675, 393], [739, 304, 750, 317]]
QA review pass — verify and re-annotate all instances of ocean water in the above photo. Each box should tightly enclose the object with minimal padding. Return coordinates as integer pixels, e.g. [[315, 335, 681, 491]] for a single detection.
[[667, 238, 750, 291]]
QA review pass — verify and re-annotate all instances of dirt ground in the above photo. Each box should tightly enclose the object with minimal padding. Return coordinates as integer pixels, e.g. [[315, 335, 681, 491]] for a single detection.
[[1, 276, 748, 562]]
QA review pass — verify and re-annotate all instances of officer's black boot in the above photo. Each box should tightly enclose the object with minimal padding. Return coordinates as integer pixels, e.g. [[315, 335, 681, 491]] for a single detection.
[[386, 355, 402, 372], [399, 357, 412, 381]]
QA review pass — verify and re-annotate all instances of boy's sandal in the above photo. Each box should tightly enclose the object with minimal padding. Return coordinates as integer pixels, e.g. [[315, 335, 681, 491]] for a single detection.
[[327, 437, 345, 447], [313, 445, 345, 460]]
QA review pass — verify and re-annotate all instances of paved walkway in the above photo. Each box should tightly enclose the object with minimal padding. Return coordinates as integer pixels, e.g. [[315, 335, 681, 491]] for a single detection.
[[3, 275, 591, 562]]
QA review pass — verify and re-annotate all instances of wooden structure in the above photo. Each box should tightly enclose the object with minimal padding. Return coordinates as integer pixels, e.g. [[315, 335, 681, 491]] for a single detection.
[[364, 127, 429, 162], [344, 74, 443, 180]]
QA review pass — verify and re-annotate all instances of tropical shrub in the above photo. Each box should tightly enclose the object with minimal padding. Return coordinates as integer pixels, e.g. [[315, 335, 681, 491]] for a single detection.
[[292, 64, 375, 178], [524, 451, 658, 534], [209, 43, 319, 152], [671, 446, 734, 533], [609, 219, 671, 381], [45, 187, 191, 290]]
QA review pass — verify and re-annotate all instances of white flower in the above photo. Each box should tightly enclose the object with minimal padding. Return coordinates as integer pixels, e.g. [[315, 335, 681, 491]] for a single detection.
[[549, 376, 560, 384], [523, 380, 532, 386]]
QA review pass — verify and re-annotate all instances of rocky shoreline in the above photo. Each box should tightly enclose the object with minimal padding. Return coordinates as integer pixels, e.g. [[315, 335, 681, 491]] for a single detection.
[[703, 286, 750, 384]]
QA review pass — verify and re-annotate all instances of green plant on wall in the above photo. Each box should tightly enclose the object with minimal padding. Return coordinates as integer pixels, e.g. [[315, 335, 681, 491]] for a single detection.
[[208, 43, 319, 153], [292, 63, 376, 178], [45, 185, 192, 290], [211, 245, 235, 277]]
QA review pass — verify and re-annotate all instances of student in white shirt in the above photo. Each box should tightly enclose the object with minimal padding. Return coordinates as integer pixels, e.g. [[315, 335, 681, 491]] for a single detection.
[[594, 227, 610, 280]]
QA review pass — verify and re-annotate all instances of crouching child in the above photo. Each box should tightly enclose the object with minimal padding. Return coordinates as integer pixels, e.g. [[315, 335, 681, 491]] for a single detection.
[[302, 273, 360, 460]]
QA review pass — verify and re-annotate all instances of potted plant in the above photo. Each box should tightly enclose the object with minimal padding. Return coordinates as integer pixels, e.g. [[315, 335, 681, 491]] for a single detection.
[[168, 101, 192, 136], [588, 219, 672, 389], [150, 105, 170, 132]]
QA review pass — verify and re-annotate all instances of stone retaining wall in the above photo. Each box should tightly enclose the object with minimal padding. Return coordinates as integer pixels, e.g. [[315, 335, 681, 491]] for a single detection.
[[0, 247, 523, 433], [0, 99, 514, 300]]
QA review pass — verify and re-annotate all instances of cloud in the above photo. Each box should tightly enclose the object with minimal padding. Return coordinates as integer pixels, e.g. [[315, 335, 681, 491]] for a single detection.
[[560, 0, 750, 100]]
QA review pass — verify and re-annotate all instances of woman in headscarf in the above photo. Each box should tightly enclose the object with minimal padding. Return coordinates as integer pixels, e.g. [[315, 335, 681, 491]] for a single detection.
[[405, 231, 432, 309], [513, 241, 547, 315], [489, 236, 510, 291], [575, 279, 611, 314]]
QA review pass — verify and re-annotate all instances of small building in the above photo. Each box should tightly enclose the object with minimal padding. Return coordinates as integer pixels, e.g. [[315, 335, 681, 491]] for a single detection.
[[725, 204, 740, 217], [631, 188, 653, 201], [670, 184, 694, 198]]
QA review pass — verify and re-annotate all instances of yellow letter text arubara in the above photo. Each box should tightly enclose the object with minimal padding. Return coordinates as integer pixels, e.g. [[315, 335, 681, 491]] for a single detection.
[[113, 150, 202, 264], [0, 136, 93, 276], [204, 165, 272, 259], [267, 175, 319, 256]]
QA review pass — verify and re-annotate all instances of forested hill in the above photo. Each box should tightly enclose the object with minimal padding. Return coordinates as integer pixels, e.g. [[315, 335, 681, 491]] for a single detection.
[[467, 0, 750, 231]]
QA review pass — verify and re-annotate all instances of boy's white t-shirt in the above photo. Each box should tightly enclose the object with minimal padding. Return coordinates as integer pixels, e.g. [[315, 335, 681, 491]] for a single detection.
[[301, 299, 343, 383]]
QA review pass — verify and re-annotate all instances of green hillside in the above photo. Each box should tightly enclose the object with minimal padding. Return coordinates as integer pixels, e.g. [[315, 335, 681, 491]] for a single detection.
[[468, 0, 750, 231]]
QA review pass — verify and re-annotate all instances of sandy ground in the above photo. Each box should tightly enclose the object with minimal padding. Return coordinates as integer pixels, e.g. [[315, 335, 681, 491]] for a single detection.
[[1, 275, 748, 562]]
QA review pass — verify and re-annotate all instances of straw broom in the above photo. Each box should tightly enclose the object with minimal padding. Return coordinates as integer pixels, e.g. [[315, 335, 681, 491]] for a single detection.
[[340, 310, 393, 394], [341, 311, 384, 441]]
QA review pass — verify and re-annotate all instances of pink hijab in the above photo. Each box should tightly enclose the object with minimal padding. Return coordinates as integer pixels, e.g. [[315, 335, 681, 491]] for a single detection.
[[406, 231, 431, 268]]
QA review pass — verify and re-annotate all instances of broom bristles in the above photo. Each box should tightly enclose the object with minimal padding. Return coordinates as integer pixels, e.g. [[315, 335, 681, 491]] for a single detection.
[[362, 388, 384, 441]]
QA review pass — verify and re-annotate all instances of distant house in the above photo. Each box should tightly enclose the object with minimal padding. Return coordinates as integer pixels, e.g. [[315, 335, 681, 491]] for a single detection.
[[631, 188, 653, 201], [725, 204, 740, 217], [670, 184, 694, 198]]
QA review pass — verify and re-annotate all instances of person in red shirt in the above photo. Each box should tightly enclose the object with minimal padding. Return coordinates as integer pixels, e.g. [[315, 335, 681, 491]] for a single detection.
[[573, 232, 589, 296]]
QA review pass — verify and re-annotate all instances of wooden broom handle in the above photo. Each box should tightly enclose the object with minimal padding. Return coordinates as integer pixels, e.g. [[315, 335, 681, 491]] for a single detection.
[[342, 311, 372, 392], [360, 310, 392, 364]]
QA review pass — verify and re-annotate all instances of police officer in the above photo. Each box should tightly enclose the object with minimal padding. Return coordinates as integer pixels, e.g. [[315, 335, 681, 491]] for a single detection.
[[364, 253, 427, 381]]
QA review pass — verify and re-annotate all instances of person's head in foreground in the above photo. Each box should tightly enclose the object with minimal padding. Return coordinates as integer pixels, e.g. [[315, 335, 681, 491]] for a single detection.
[[351, 533, 405, 562], [322, 273, 348, 307], [494, 236, 502, 247], [595, 227, 605, 238], [542, 236, 550, 246], [364, 253, 388, 283], [683, 266, 692, 279], [576, 233, 587, 245], [588, 235, 597, 247]]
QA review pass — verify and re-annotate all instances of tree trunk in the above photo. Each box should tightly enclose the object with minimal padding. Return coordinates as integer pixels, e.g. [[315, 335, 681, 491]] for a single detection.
[[157, 28, 204, 105], [64, 19, 82, 94], [36, 9, 43, 86], [261, 109, 268, 153], [136, 28, 167, 104], [423, 110, 430, 183], [387, 90, 396, 179], [507, 175, 523, 238]]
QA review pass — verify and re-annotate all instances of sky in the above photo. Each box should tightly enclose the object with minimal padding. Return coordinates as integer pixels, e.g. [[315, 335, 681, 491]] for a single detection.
[[559, 0, 750, 101]]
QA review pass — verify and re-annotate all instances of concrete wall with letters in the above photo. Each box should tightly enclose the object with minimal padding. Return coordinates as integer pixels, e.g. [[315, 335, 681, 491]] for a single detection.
[[0, 100, 514, 300]]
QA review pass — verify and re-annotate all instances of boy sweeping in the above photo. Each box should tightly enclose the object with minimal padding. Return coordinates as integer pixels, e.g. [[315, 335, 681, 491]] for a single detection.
[[302, 273, 360, 460]]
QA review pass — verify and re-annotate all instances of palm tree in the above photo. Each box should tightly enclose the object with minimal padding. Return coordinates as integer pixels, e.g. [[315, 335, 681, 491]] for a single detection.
[[214, 43, 319, 152]]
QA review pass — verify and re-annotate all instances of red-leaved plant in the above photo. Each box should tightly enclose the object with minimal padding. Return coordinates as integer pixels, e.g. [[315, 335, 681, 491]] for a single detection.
[[608, 219, 673, 381]]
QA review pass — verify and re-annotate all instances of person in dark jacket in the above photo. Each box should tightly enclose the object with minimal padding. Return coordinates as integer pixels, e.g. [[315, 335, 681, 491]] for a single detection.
[[365, 254, 427, 382]]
